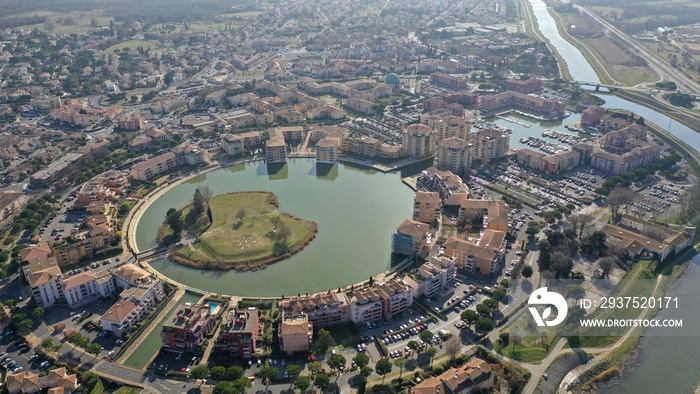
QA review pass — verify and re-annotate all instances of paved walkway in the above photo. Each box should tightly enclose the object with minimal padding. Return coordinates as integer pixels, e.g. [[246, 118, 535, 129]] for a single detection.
[[523, 338, 568, 394], [116, 287, 186, 364]]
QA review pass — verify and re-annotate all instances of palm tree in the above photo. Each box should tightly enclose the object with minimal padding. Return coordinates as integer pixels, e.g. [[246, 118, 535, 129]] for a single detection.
[[394, 357, 407, 378]]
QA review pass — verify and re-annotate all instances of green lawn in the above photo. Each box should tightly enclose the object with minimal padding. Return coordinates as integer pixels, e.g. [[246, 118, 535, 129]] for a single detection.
[[176, 192, 316, 266], [327, 323, 363, 350], [499, 336, 561, 363], [113, 386, 142, 394], [103, 40, 159, 54]]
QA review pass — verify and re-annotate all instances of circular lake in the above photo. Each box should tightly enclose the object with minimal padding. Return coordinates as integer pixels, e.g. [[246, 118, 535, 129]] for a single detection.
[[134, 158, 418, 296]]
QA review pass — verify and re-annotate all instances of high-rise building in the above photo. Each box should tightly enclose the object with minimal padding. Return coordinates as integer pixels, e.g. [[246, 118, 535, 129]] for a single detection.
[[474, 127, 509, 162], [403, 124, 435, 159], [437, 137, 472, 174]]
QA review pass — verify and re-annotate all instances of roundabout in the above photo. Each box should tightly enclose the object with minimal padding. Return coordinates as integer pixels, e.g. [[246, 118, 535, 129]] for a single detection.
[[125, 158, 419, 296]]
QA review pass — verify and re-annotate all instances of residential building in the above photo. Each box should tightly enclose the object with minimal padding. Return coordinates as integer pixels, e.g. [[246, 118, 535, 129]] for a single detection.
[[600, 216, 695, 262], [429, 72, 467, 89], [391, 219, 432, 256], [419, 167, 470, 206], [458, 199, 509, 232], [403, 124, 435, 159], [515, 148, 547, 172], [6, 367, 79, 394], [315, 136, 341, 164], [474, 127, 509, 163], [62, 271, 103, 309], [20, 243, 56, 273], [443, 236, 499, 274], [403, 255, 456, 299], [542, 149, 582, 175], [350, 287, 383, 324], [117, 114, 144, 130], [343, 97, 374, 115], [28, 266, 64, 309], [581, 106, 604, 126], [505, 78, 542, 94], [413, 191, 442, 224], [277, 292, 351, 329], [377, 277, 414, 317], [216, 306, 260, 358], [100, 300, 143, 339], [437, 137, 472, 174], [128, 136, 152, 151], [479, 92, 565, 119], [0, 191, 27, 223], [279, 313, 313, 354], [221, 134, 244, 156], [411, 358, 493, 394], [130, 152, 184, 181], [590, 144, 663, 174], [161, 304, 216, 352], [266, 128, 287, 163]]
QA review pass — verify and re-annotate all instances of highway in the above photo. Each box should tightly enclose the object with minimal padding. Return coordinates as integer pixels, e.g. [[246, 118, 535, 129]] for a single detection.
[[576, 5, 700, 94]]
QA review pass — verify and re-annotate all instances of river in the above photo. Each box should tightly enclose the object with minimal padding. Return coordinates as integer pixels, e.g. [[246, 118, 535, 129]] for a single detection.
[[526, 0, 700, 392], [136, 159, 420, 296]]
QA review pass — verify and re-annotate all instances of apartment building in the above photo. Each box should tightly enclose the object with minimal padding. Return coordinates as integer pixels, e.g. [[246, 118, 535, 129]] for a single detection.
[[161, 304, 216, 352], [117, 114, 144, 130], [458, 199, 509, 232], [221, 134, 244, 156], [479, 92, 565, 119], [442, 236, 499, 274], [378, 277, 414, 317], [413, 191, 442, 224], [315, 136, 342, 164], [342, 136, 383, 159], [403, 124, 436, 159], [277, 292, 351, 329], [279, 313, 313, 354], [505, 78, 542, 94], [100, 300, 144, 338], [600, 216, 695, 262], [6, 367, 79, 394], [128, 136, 152, 151], [429, 72, 467, 89], [350, 287, 384, 324], [62, 271, 113, 309], [590, 144, 663, 174], [216, 306, 260, 358], [411, 358, 493, 394], [581, 106, 605, 126], [392, 219, 432, 256], [20, 243, 56, 273], [266, 128, 288, 163], [437, 137, 472, 175], [28, 266, 64, 309], [474, 127, 510, 163], [403, 255, 456, 299], [343, 97, 375, 115], [419, 167, 470, 206], [130, 152, 183, 181]]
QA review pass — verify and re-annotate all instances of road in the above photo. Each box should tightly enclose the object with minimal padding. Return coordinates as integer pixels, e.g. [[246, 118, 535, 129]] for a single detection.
[[576, 5, 700, 93]]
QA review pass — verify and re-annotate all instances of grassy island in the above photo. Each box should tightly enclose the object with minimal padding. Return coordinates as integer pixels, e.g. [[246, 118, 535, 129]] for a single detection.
[[159, 191, 317, 271]]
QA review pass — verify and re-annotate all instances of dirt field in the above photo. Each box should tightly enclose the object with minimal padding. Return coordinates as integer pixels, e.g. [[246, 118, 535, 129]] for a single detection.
[[583, 37, 643, 66]]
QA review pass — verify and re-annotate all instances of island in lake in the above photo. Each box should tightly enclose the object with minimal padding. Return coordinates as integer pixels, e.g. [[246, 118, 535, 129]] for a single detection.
[[158, 190, 317, 271]]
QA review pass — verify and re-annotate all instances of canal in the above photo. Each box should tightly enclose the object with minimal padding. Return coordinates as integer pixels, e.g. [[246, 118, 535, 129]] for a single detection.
[[526, 0, 700, 392], [135, 158, 419, 296], [123, 291, 203, 370]]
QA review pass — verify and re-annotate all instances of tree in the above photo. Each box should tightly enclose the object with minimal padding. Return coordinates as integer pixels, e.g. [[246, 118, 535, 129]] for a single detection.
[[44, 20, 55, 33], [33, 307, 45, 317], [236, 208, 246, 222], [597, 256, 618, 278], [375, 359, 393, 384], [314, 329, 333, 353], [294, 375, 311, 392], [86, 343, 102, 358], [394, 357, 407, 378], [307, 361, 322, 375], [257, 367, 278, 390], [550, 252, 574, 279], [607, 187, 634, 222], [461, 310, 479, 325], [476, 317, 495, 332], [287, 365, 301, 388], [232, 377, 252, 393], [522, 265, 533, 279], [407, 340, 420, 357], [567, 213, 594, 239], [444, 335, 462, 361], [589, 231, 608, 256], [213, 381, 235, 394], [360, 366, 373, 381], [226, 366, 244, 381], [211, 366, 227, 380], [327, 353, 346, 378], [483, 298, 499, 311], [476, 303, 492, 317], [199, 185, 214, 210], [492, 289, 506, 301], [315, 373, 330, 391], [353, 353, 370, 368], [426, 347, 438, 366], [193, 188, 207, 217], [419, 330, 434, 345], [19, 319, 34, 335], [165, 208, 183, 234], [190, 366, 210, 385]]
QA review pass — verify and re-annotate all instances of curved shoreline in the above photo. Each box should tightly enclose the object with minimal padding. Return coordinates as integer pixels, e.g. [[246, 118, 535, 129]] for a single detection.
[[123, 157, 414, 296]]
